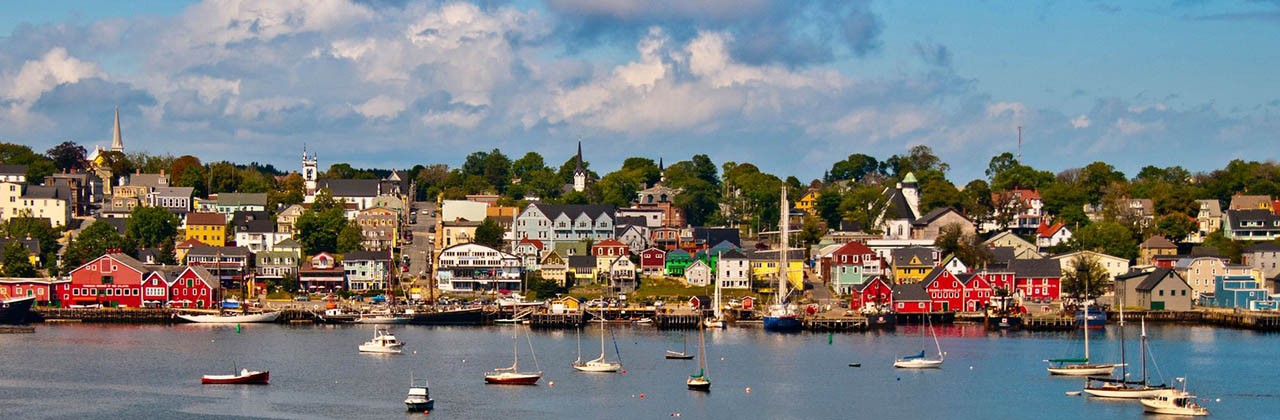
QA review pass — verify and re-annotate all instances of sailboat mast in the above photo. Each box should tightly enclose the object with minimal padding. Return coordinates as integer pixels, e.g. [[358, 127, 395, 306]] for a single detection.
[[1119, 304, 1127, 381], [1083, 279, 1090, 361], [512, 328, 519, 371], [600, 316, 607, 358], [779, 186, 789, 305], [1140, 317, 1148, 386], [715, 251, 723, 319]]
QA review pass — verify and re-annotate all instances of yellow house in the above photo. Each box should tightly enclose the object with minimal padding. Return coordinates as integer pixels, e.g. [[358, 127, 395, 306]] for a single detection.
[[185, 212, 227, 247], [796, 188, 821, 216], [747, 249, 804, 291], [891, 247, 936, 283]]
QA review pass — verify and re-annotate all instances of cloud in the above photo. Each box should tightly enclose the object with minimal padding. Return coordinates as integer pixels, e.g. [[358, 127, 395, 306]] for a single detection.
[[914, 42, 952, 67], [1, 47, 103, 126], [354, 95, 406, 120], [1071, 114, 1091, 128]]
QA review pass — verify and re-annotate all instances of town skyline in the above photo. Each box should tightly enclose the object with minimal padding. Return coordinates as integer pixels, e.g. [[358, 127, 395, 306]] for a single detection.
[[1, 1, 1277, 182]]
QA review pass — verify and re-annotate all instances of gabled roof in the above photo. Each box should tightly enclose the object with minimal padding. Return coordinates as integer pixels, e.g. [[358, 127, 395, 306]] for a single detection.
[[22, 185, 63, 199], [184, 265, 220, 289], [832, 241, 875, 257], [1195, 199, 1222, 217], [891, 282, 930, 302], [641, 247, 666, 255], [1229, 194, 1272, 210], [233, 219, 275, 234], [1226, 209, 1280, 231], [126, 173, 168, 188], [518, 238, 544, 250], [316, 179, 381, 197], [882, 188, 915, 221], [176, 238, 209, 249], [1135, 268, 1188, 292], [592, 239, 626, 248], [273, 238, 301, 248], [531, 203, 616, 222], [1037, 221, 1067, 238], [0, 238, 40, 255], [186, 212, 226, 226], [1140, 235, 1177, 249], [1008, 258, 1061, 278], [719, 248, 748, 260], [1245, 242, 1280, 253], [892, 247, 935, 266], [151, 186, 193, 198], [912, 207, 969, 227], [0, 164, 27, 175], [666, 249, 692, 259], [921, 266, 951, 288], [744, 248, 806, 261], [567, 255, 596, 269], [855, 276, 890, 292], [615, 216, 648, 227], [214, 193, 267, 207], [690, 227, 741, 248], [104, 253, 148, 275]]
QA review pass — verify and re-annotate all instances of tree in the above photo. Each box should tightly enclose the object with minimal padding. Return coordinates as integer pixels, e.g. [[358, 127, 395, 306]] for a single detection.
[[840, 183, 889, 233], [1152, 212, 1196, 243], [1, 240, 36, 277], [62, 220, 134, 271], [815, 189, 844, 227], [525, 271, 565, 300], [125, 206, 180, 248], [336, 221, 364, 253], [46, 141, 87, 171], [175, 164, 208, 198], [98, 151, 135, 177], [885, 144, 949, 177], [2, 217, 60, 268], [295, 190, 347, 255], [511, 152, 546, 179], [1061, 254, 1110, 301], [1069, 221, 1138, 261], [827, 153, 883, 182], [934, 223, 992, 267], [474, 218, 505, 249], [169, 155, 203, 183]]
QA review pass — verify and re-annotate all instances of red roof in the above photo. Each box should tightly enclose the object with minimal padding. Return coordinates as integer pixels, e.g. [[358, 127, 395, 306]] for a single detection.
[[993, 189, 1042, 203], [518, 238, 544, 250], [186, 212, 225, 226], [176, 238, 209, 249], [1036, 221, 1065, 238], [593, 239, 626, 248], [831, 241, 875, 257]]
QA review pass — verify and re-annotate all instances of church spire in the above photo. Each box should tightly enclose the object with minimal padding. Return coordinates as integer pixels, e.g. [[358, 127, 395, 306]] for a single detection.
[[111, 107, 124, 153], [574, 140, 584, 173]]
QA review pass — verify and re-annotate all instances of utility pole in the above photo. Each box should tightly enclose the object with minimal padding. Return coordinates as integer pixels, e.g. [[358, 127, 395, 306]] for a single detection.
[[1016, 126, 1023, 163]]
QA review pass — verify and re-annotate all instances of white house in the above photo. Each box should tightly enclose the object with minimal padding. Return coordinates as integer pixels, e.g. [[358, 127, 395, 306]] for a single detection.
[[716, 249, 751, 289], [684, 260, 712, 287]]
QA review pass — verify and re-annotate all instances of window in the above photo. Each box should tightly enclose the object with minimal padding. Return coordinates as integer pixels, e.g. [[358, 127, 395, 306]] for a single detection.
[[101, 275, 114, 284]]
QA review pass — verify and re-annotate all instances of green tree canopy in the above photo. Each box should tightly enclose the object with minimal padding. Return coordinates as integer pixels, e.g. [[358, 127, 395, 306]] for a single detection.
[[1061, 253, 1111, 300], [63, 220, 134, 271], [336, 221, 365, 254], [474, 218, 505, 249], [126, 205, 180, 249], [1069, 221, 1138, 261], [46, 141, 87, 171], [1, 240, 37, 277]]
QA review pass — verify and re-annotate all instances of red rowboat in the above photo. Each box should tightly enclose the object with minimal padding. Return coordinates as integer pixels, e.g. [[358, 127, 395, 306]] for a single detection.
[[202, 369, 270, 385]]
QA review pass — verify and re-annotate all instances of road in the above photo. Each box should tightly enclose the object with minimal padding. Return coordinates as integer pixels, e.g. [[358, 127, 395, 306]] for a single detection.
[[402, 201, 437, 287], [804, 268, 839, 306]]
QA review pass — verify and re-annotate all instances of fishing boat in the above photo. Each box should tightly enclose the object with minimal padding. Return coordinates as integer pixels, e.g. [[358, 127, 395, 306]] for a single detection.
[[1047, 288, 1119, 376], [358, 328, 404, 354], [178, 311, 281, 324], [1140, 378, 1209, 416], [0, 296, 37, 325], [894, 316, 944, 369], [666, 334, 695, 360], [1083, 315, 1169, 398], [485, 327, 541, 385], [404, 375, 435, 412], [1075, 306, 1106, 329], [201, 368, 269, 385], [762, 186, 801, 332], [686, 326, 710, 391], [573, 319, 622, 373]]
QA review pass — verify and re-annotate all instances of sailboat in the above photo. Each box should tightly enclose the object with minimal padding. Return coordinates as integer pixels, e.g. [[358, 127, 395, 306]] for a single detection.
[[573, 317, 622, 373], [704, 253, 726, 329], [666, 334, 695, 360], [686, 326, 711, 391], [484, 327, 542, 385], [894, 315, 944, 369], [1047, 289, 1119, 375], [763, 186, 801, 332], [1083, 315, 1169, 398]]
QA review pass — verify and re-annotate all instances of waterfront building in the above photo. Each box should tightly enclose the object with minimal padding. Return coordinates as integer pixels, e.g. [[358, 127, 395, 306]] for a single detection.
[[160, 266, 218, 308], [539, 250, 568, 286], [716, 249, 751, 290], [1243, 242, 1280, 280], [891, 246, 938, 284], [961, 273, 994, 311], [827, 241, 883, 295], [684, 260, 711, 287], [638, 247, 666, 277], [851, 276, 893, 311], [891, 282, 931, 313], [0, 278, 65, 305], [664, 249, 694, 277], [745, 248, 805, 290], [63, 253, 148, 308], [1210, 275, 1275, 310], [1050, 251, 1130, 282], [299, 252, 344, 292], [567, 255, 597, 286], [343, 250, 393, 292], [1009, 258, 1062, 303], [1175, 256, 1253, 299], [1115, 268, 1192, 310], [608, 256, 637, 293], [922, 267, 967, 312], [185, 212, 227, 247], [435, 243, 521, 293], [184, 246, 252, 289]]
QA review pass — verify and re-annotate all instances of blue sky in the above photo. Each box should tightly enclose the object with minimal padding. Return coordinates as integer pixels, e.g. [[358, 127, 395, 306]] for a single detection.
[[0, 0, 1276, 183]]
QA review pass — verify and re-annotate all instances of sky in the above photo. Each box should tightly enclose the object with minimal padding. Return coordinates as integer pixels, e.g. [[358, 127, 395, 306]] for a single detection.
[[0, 0, 1277, 183]]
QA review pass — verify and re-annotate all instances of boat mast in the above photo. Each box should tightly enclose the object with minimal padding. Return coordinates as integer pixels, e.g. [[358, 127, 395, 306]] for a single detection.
[[599, 315, 607, 359], [714, 251, 723, 320], [778, 186, 789, 306], [1119, 303, 1127, 382], [1083, 277, 1090, 362], [1140, 316, 1148, 386]]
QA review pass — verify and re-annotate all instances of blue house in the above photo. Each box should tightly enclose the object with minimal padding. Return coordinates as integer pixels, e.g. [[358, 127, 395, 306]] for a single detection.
[[1210, 275, 1275, 310]]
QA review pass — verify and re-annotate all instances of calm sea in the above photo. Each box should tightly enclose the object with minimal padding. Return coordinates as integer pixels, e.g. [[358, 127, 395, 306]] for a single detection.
[[0, 323, 1275, 419]]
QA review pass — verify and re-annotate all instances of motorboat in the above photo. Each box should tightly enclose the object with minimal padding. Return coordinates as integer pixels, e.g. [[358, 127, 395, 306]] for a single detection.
[[1140, 379, 1209, 416], [358, 329, 404, 354], [404, 376, 435, 412], [201, 368, 269, 384], [0, 296, 37, 325]]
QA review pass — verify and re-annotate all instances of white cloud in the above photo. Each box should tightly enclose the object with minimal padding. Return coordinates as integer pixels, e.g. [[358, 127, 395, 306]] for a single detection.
[[0, 47, 103, 125], [421, 108, 485, 129], [355, 95, 406, 120], [1071, 114, 1091, 128]]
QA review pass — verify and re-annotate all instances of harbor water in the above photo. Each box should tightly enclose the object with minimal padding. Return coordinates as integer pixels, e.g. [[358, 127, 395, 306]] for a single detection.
[[1, 323, 1275, 419]]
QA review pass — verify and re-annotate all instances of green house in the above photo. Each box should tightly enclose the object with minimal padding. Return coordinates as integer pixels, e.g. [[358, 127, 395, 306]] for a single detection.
[[664, 249, 694, 277]]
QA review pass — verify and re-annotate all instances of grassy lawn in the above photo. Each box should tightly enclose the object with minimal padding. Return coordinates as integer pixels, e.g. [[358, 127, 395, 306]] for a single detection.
[[569, 277, 762, 304]]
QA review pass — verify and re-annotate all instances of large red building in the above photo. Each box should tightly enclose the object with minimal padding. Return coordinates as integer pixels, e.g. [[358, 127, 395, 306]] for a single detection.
[[0, 278, 67, 305], [168, 266, 218, 308], [63, 253, 149, 307], [639, 247, 666, 276], [922, 267, 966, 312], [851, 276, 893, 311], [962, 273, 994, 312], [1009, 259, 1062, 303]]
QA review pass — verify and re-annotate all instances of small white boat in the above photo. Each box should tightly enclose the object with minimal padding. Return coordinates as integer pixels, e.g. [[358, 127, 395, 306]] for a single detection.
[[179, 311, 281, 324], [405, 375, 435, 412], [701, 318, 724, 328], [353, 310, 412, 324], [1141, 379, 1209, 416], [358, 329, 404, 354], [895, 317, 945, 369], [572, 321, 622, 373], [633, 317, 653, 325]]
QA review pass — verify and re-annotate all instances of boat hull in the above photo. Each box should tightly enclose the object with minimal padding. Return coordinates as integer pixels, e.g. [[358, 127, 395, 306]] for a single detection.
[[573, 362, 621, 373], [762, 316, 802, 332], [1047, 364, 1119, 376], [1083, 386, 1169, 399], [1141, 394, 1209, 416], [865, 313, 896, 329], [484, 372, 541, 385], [1075, 308, 1106, 329], [353, 316, 412, 324], [0, 296, 37, 325], [201, 370, 269, 384], [665, 352, 694, 360], [410, 308, 485, 325], [179, 312, 281, 324], [894, 359, 943, 369], [405, 398, 435, 412], [686, 377, 711, 391], [358, 345, 403, 354]]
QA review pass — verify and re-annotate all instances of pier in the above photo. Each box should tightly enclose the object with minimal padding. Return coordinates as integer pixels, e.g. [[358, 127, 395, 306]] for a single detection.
[[1024, 316, 1075, 331], [802, 316, 867, 331], [1, 326, 36, 333]]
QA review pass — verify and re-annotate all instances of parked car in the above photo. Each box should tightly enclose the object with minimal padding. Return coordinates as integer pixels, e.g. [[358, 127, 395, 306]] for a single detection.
[[292, 295, 310, 302]]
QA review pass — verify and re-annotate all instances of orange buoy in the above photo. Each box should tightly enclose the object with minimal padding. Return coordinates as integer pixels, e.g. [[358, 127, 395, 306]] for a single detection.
[[745, 387, 751, 394], [639, 393, 645, 399], [549, 381, 554, 387]]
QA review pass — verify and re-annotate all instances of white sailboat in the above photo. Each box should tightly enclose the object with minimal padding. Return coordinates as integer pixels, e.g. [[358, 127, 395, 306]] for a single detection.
[[1047, 284, 1120, 376], [686, 326, 710, 391], [704, 253, 726, 329], [1083, 315, 1170, 398], [894, 315, 944, 369], [573, 316, 622, 373], [485, 327, 542, 385]]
